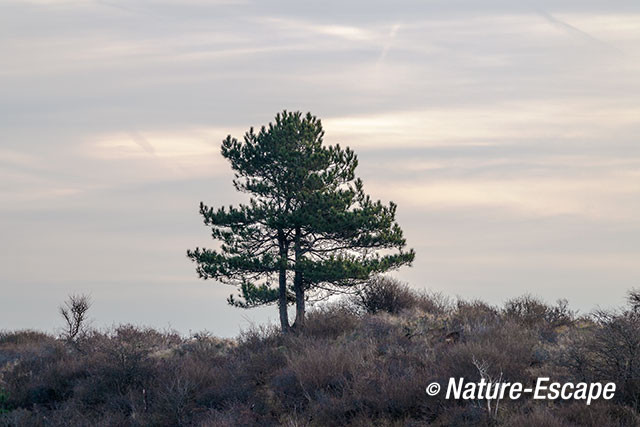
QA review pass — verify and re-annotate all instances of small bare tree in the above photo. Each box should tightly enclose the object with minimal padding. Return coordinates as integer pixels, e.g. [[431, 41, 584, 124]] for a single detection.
[[59, 294, 91, 342], [472, 355, 503, 421]]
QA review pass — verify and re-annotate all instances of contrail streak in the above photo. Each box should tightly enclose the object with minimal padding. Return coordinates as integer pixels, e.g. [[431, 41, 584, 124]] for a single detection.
[[377, 23, 402, 66], [128, 131, 156, 156], [534, 8, 622, 54]]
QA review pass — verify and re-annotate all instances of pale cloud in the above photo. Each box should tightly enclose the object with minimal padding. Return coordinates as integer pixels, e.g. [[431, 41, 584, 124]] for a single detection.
[[10, 0, 92, 4], [259, 17, 376, 42], [0, 148, 41, 168], [552, 13, 640, 45], [369, 174, 640, 221], [0, 35, 306, 77], [86, 127, 235, 180], [324, 100, 640, 149], [90, 128, 224, 160], [0, 186, 83, 203], [0, 166, 86, 203], [377, 155, 640, 175]]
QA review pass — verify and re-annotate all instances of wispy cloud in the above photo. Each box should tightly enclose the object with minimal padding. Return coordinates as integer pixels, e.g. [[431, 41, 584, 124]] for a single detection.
[[369, 174, 640, 221], [324, 100, 640, 149], [259, 17, 376, 42]]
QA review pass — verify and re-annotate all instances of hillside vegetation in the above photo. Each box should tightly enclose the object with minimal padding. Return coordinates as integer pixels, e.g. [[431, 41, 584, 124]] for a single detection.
[[2, 278, 640, 426]]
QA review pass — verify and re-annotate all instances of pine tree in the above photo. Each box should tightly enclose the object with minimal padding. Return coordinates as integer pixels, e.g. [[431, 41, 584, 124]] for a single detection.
[[187, 111, 415, 332]]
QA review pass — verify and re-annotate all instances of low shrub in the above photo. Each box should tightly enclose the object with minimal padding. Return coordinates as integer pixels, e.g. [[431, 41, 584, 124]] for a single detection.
[[352, 276, 417, 314]]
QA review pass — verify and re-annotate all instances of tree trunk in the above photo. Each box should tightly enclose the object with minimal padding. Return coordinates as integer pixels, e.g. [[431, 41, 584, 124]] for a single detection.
[[293, 226, 305, 330], [293, 273, 305, 329], [278, 231, 290, 333]]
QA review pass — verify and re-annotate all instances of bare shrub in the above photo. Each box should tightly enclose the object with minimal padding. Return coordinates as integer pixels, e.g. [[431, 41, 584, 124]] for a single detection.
[[0, 330, 52, 346], [503, 407, 572, 427], [197, 402, 262, 427], [177, 331, 235, 360], [504, 295, 549, 325], [413, 291, 451, 315], [504, 295, 576, 343], [627, 288, 640, 313], [353, 276, 417, 314], [1, 339, 83, 409], [59, 294, 92, 342], [0, 330, 56, 367], [546, 299, 577, 327], [434, 405, 491, 426], [550, 324, 596, 382], [301, 304, 360, 339], [504, 295, 574, 327], [75, 326, 178, 410], [450, 299, 500, 336], [437, 320, 538, 383], [237, 324, 283, 352], [286, 339, 373, 400], [553, 400, 640, 426], [588, 308, 640, 409], [348, 357, 434, 421], [148, 358, 212, 426]]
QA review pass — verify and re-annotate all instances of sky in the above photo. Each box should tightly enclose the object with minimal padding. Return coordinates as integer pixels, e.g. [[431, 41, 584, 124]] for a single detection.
[[1, 0, 639, 337]]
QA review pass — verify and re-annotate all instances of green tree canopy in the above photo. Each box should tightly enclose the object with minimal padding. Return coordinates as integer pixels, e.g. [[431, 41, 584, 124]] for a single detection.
[[188, 111, 415, 331]]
